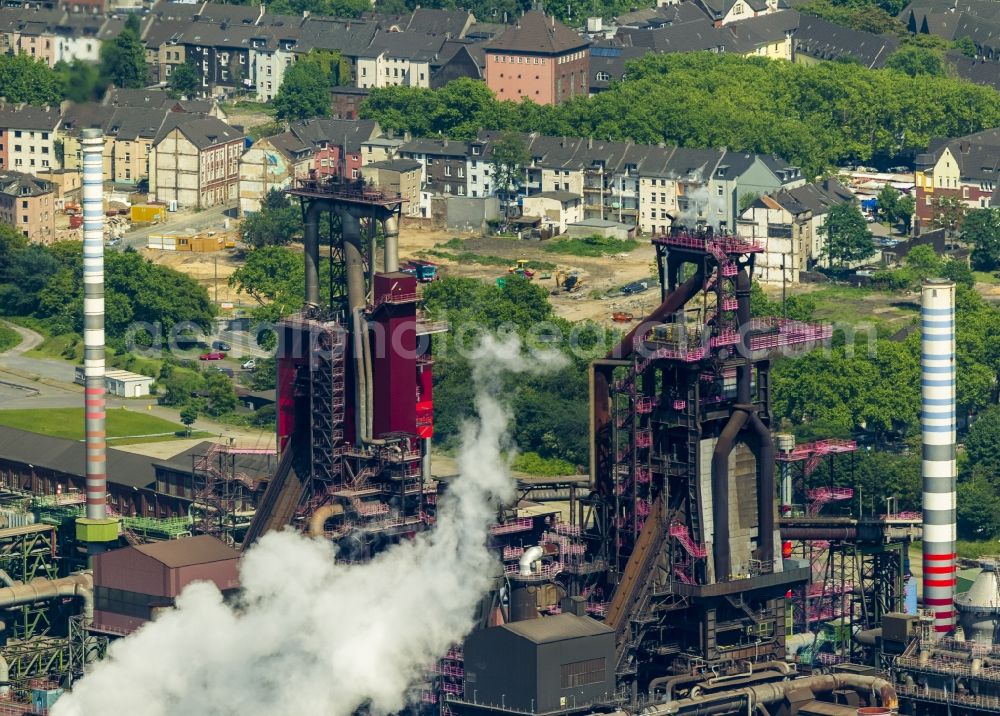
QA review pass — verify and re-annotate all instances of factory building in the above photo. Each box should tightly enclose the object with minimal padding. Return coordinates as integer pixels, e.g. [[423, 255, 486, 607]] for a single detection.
[[93, 536, 240, 634]]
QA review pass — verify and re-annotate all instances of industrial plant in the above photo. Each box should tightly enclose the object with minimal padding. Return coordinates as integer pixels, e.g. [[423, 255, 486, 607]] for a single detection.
[[0, 133, 991, 716]]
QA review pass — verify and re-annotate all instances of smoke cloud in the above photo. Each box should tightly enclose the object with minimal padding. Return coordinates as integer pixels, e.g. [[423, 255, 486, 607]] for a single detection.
[[54, 335, 561, 716]]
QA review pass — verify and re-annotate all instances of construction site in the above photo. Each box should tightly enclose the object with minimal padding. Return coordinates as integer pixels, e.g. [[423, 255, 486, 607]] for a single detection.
[[0, 129, 987, 716]]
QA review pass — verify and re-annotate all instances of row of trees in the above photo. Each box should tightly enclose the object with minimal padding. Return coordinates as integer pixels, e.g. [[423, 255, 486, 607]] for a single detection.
[[0, 229, 215, 350], [361, 54, 1000, 177], [0, 14, 148, 106]]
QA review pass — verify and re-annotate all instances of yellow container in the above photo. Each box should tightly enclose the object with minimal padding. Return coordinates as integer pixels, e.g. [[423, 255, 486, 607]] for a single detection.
[[75, 517, 121, 543]]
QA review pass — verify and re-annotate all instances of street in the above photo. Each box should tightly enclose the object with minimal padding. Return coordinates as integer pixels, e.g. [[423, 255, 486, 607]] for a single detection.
[[115, 202, 239, 251]]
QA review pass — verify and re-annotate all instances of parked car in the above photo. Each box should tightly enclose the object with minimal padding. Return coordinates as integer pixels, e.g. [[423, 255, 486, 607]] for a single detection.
[[241, 359, 257, 371], [199, 352, 226, 361], [212, 340, 232, 351]]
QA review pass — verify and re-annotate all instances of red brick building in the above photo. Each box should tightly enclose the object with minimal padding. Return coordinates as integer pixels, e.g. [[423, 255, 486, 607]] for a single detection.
[[914, 128, 1000, 232], [484, 10, 590, 105]]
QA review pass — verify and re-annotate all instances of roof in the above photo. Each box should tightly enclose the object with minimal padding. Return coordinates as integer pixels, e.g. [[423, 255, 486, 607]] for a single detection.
[[155, 441, 277, 482], [358, 29, 448, 61], [400, 137, 469, 157], [794, 15, 899, 68], [0, 171, 52, 197], [485, 10, 589, 55], [749, 177, 854, 217], [402, 7, 473, 37], [0, 425, 158, 490], [288, 118, 380, 154], [104, 369, 154, 383], [948, 52, 1000, 91], [295, 16, 378, 55], [364, 158, 422, 172], [157, 115, 244, 149], [0, 104, 60, 131], [132, 534, 239, 568], [588, 43, 647, 91], [502, 613, 613, 643]]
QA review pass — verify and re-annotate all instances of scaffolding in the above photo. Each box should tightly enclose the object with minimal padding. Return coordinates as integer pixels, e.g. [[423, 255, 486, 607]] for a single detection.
[[0, 525, 58, 641]]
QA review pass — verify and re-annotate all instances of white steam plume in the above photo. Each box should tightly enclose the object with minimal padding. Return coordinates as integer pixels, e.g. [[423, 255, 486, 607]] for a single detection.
[[53, 335, 564, 716]]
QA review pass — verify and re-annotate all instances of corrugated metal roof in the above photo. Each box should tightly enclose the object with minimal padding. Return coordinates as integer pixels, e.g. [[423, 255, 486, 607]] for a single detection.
[[502, 613, 612, 644], [133, 534, 239, 568]]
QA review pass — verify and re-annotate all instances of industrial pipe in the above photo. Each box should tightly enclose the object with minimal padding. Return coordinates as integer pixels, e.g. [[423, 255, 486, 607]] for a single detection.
[[780, 527, 857, 541], [383, 215, 400, 273], [302, 201, 325, 309], [711, 408, 747, 580], [308, 503, 344, 537], [748, 412, 775, 565], [0, 573, 93, 624], [81, 128, 107, 520], [519, 545, 544, 577]]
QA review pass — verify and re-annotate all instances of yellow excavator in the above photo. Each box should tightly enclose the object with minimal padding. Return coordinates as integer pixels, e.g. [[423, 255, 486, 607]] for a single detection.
[[552, 270, 585, 294]]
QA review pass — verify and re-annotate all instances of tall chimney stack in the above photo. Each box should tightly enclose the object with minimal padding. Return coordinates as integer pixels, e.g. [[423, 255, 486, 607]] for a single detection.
[[81, 128, 107, 520], [921, 279, 957, 638]]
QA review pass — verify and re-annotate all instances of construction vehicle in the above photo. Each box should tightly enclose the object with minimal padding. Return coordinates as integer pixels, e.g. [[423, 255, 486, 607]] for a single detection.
[[552, 270, 585, 294], [612, 311, 634, 322], [507, 259, 535, 279], [401, 260, 438, 283]]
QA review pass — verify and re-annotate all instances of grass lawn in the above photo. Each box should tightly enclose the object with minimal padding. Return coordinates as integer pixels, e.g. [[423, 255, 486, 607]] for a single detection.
[[804, 284, 919, 333], [0, 324, 20, 353], [973, 270, 1000, 285], [0, 407, 196, 441], [4, 317, 83, 362]]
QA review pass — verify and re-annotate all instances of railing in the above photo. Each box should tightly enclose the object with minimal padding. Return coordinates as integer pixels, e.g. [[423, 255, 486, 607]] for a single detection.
[[490, 518, 533, 535], [669, 522, 708, 558]]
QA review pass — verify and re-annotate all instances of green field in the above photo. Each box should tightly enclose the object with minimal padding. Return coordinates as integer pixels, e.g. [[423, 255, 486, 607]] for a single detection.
[[0, 324, 20, 353], [0, 407, 201, 441]]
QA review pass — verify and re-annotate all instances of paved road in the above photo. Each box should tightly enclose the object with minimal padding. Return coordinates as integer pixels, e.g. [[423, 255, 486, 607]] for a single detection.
[[116, 203, 239, 251]]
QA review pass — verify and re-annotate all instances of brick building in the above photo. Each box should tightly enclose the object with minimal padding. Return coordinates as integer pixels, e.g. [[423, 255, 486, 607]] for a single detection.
[[151, 115, 245, 209], [484, 10, 589, 105], [0, 171, 55, 242]]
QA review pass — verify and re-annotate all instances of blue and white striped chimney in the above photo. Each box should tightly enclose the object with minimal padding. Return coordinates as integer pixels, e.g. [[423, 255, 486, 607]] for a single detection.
[[921, 279, 956, 638]]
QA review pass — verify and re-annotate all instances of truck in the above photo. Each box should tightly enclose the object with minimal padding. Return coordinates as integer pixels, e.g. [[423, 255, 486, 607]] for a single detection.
[[401, 260, 438, 283]]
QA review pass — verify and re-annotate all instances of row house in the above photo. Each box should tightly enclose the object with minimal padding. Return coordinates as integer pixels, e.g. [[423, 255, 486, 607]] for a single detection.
[[238, 118, 381, 213], [0, 170, 55, 242], [0, 105, 60, 174], [459, 131, 803, 233], [0, 7, 122, 66], [736, 178, 855, 284], [915, 128, 1000, 232], [398, 137, 470, 198], [151, 115, 245, 209]]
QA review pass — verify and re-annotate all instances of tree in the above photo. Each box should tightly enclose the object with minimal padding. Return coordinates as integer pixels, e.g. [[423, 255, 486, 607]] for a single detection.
[[179, 405, 198, 436], [738, 192, 760, 212], [489, 132, 529, 229], [896, 194, 916, 234], [273, 61, 330, 121], [161, 367, 204, 406], [54, 59, 105, 103], [101, 25, 148, 89], [953, 36, 978, 58], [819, 203, 875, 269], [885, 46, 948, 77], [0, 54, 62, 105], [965, 208, 1000, 271], [239, 189, 304, 248], [957, 474, 1000, 540], [966, 406, 1000, 477], [168, 63, 201, 99], [930, 196, 964, 236], [941, 259, 975, 288], [203, 372, 237, 416], [904, 244, 942, 283], [877, 184, 900, 224], [228, 245, 305, 319]]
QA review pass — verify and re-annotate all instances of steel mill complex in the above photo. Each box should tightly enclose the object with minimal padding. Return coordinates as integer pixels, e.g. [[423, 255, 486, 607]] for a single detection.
[[0, 140, 989, 716]]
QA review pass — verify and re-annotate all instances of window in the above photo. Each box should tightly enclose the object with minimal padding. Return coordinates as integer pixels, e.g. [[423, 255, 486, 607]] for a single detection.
[[362, 67, 367, 76], [21, 200, 27, 209], [14, 131, 20, 138], [717, 186, 724, 196], [444, 165, 451, 176], [457, 167, 464, 178], [352, 168, 359, 179], [561, 659, 606, 689], [21, 215, 27, 224]]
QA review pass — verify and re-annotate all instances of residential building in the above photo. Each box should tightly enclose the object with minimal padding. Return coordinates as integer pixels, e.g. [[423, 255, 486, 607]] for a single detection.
[[691, 0, 784, 26], [356, 30, 448, 89], [914, 128, 1000, 231], [361, 135, 406, 165], [484, 10, 590, 105], [713, 150, 805, 231], [0, 105, 60, 173], [398, 137, 470, 198], [285, 118, 381, 179], [102, 87, 226, 121], [293, 16, 379, 87], [521, 190, 583, 235], [736, 178, 855, 283], [615, 11, 798, 59], [903, 0, 1000, 62], [0, 170, 55, 242], [793, 15, 899, 68], [239, 130, 313, 215], [361, 159, 422, 217], [331, 86, 370, 120], [151, 115, 245, 209]]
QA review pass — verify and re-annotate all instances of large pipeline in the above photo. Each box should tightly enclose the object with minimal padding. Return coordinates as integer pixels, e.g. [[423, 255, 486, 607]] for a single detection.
[[302, 201, 325, 309], [641, 672, 897, 716], [780, 527, 857, 540], [383, 215, 399, 273], [0, 573, 93, 623]]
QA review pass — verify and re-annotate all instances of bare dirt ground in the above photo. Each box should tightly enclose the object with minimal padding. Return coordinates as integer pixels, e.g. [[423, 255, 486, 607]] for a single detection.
[[141, 249, 248, 305], [397, 223, 659, 327]]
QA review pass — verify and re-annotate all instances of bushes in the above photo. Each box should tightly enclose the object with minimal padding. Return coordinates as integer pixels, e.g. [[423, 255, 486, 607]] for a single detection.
[[542, 235, 639, 257]]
